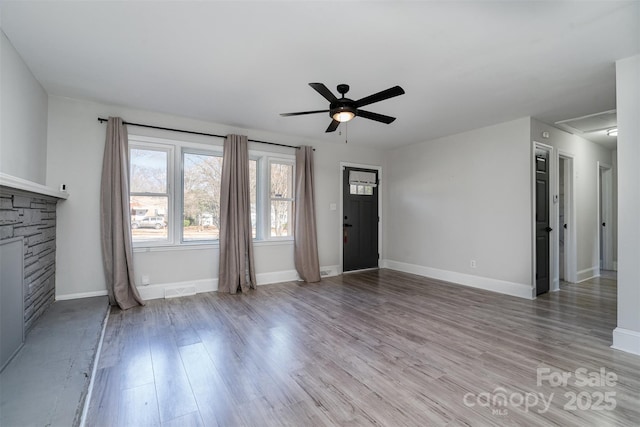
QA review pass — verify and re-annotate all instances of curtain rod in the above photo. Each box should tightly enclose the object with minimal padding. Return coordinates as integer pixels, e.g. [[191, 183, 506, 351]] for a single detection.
[[97, 117, 313, 151]]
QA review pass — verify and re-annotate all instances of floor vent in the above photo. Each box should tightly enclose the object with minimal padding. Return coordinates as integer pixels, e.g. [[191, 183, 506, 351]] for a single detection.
[[164, 285, 196, 299]]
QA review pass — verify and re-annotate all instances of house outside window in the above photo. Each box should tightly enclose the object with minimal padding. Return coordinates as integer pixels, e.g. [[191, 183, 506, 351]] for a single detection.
[[129, 145, 172, 243]]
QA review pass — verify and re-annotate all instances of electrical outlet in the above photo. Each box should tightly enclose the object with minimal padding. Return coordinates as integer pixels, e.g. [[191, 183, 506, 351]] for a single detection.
[[470, 260, 477, 268], [141, 275, 150, 285]]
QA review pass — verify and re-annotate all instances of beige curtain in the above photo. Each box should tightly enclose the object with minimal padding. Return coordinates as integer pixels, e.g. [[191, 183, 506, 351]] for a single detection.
[[294, 146, 321, 282], [218, 135, 257, 293], [100, 117, 145, 309]]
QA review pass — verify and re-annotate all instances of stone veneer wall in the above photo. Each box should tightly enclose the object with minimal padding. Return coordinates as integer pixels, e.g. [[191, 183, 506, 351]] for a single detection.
[[0, 187, 58, 332]]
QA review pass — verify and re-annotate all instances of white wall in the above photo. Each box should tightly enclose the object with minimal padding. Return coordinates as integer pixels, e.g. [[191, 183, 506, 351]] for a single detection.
[[530, 119, 613, 281], [0, 31, 48, 184], [46, 96, 385, 299], [383, 117, 533, 298], [613, 55, 640, 355], [612, 149, 617, 268]]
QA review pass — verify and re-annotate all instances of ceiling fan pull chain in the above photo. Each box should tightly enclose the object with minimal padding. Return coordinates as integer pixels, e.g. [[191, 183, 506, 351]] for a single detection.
[[345, 122, 348, 144]]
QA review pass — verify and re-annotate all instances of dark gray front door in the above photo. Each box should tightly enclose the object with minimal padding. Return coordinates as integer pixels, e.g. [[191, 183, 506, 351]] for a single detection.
[[343, 167, 379, 272], [535, 149, 551, 295]]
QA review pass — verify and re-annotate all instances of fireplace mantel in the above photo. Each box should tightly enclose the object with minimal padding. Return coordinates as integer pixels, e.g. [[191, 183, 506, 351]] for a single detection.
[[0, 173, 69, 200]]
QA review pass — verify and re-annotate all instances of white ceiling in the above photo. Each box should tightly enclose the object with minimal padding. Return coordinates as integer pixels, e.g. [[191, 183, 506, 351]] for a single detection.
[[1, 1, 638, 150], [555, 110, 618, 150]]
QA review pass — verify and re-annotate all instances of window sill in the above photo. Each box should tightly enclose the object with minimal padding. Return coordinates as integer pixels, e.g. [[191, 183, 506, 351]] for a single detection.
[[133, 238, 294, 253]]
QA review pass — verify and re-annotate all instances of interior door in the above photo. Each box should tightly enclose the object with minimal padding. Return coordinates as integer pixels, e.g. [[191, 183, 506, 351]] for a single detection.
[[343, 167, 379, 272], [599, 165, 613, 271], [535, 149, 551, 295], [559, 158, 565, 281], [600, 168, 604, 269]]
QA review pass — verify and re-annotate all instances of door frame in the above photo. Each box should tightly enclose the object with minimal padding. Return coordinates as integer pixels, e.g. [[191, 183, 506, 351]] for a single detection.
[[556, 151, 577, 285], [531, 142, 555, 297], [597, 162, 614, 271], [339, 162, 383, 274]]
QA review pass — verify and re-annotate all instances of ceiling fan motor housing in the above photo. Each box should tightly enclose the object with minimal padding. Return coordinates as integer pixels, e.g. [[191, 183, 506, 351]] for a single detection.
[[330, 99, 357, 119], [337, 84, 350, 95], [330, 84, 356, 118]]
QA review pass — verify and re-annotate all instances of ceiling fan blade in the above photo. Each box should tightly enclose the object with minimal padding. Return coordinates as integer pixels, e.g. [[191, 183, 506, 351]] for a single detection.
[[355, 86, 405, 108], [309, 83, 338, 103], [280, 109, 329, 117], [326, 120, 340, 133], [357, 109, 396, 124]]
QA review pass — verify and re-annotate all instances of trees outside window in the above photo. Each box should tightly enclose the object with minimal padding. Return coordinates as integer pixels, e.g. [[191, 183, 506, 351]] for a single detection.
[[182, 153, 257, 240], [269, 161, 294, 237], [183, 152, 222, 240], [129, 136, 287, 247]]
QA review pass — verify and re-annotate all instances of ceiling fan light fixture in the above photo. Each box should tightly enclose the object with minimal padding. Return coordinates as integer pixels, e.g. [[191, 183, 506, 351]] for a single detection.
[[333, 111, 355, 122], [280, 82, 404, 133], [606, 128, 618, 137]]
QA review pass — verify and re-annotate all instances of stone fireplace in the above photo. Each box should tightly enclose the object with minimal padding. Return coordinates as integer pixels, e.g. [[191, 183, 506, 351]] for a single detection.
[[0, 173, 68, 368]]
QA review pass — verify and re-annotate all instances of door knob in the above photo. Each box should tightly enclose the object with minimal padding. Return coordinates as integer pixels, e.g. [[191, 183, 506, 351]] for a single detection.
[[343, 223, 353, 228]]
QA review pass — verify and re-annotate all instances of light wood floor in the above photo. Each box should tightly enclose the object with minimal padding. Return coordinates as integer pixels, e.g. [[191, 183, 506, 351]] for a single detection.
[[86, 270, 640, 426]]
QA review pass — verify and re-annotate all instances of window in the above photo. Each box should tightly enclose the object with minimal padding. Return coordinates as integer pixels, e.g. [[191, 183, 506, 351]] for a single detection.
[[269, 161, 294, 237], [130, 146, 171, 243], [350, 184, 374, 195], [129, 135, 291, 247], [249, 159, 257, 238], [349, 170, 376, 196], [182, 152, 222, 241]]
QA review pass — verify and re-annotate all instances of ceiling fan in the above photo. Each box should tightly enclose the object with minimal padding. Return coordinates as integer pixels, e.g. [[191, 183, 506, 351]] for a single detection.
[[280, 83, 405, 132]]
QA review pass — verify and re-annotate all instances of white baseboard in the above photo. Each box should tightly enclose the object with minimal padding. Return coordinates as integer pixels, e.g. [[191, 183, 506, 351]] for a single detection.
[[319, 265, 340, 278], [577, 266, 600, 282], [255, 265, 339, 285], [256, 269, 299, 285], [56, 290, 108, 301], [56, 265, 341, 302], [382, 259, 534, 300], [138, 278, 217, 300], [612, 327, 640, 356], [138, 264, 341, 300]]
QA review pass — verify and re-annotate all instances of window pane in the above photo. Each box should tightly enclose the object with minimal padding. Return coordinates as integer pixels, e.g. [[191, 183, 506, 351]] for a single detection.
[[130, 149, 167, 193], [130, 196, 168, 242], [183, 153, 222, 241], [270, 163, 293, 198], [350, 184, 374, 196], [271, 200, 292, 237], [250, 160, 257, 238], [270, 162, 293, 238]]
